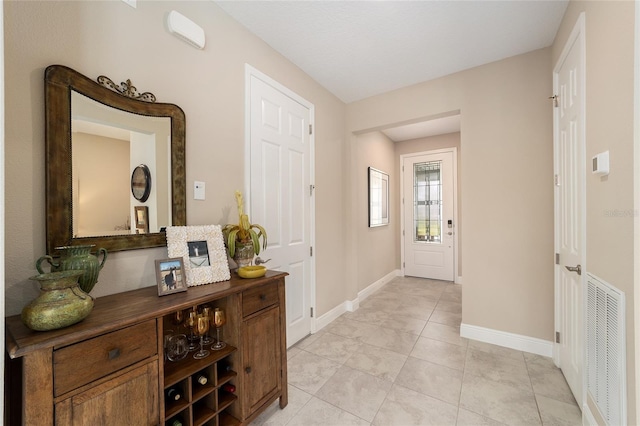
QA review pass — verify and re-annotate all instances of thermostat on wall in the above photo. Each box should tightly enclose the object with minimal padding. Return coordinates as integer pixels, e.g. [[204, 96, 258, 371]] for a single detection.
[[592, 151, 609, 175]]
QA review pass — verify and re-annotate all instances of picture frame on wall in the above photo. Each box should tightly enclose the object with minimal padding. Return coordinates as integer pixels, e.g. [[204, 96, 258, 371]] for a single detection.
[[368, 167, 389, 227], [155, 257, 187, 296], [166, 225, 231, 287], [134, 206, 149, 234]]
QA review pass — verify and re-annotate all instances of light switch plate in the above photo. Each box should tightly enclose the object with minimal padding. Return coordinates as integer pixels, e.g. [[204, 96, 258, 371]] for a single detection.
[[194, 181, 205, 200]]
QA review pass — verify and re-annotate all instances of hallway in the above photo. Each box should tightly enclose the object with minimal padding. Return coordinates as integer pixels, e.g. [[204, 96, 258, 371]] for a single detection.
[[251, 276, 581, 425]]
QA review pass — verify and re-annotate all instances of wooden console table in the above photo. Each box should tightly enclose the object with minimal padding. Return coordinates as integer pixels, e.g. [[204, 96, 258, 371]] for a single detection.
[[5, 270, 288, 425]]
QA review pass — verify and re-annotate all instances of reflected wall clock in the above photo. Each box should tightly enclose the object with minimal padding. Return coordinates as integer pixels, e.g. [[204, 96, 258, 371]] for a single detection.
[[131, 164, 151, 202]]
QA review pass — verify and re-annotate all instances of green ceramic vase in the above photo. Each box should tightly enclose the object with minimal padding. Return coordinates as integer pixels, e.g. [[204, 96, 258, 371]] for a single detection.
[[21, 270, 94, 331], [36, 244, 107, 294]]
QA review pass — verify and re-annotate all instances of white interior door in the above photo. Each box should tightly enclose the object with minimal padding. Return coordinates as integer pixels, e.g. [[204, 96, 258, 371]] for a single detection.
[[403, 151, 455, 281], [554, 14, 585, 406], [248, 69, 313, 347]]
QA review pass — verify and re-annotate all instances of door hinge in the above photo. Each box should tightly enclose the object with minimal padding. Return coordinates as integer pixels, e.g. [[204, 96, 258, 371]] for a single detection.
[[310, 246, 313, 257], [310, 184, 315, 196], [310, 307, 314, 318], [309, 124, 313, 135], [403, 262, 405, 268], [549, 95, 559, 108], [554, 174, 560, 186], [555, 331, 560, 343], [555, 253, 560, 265], [402, 230, 405, 236]]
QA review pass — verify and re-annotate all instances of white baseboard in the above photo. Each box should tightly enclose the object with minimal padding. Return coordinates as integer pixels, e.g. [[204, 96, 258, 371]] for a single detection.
[[315, 301, 348, 332], [456, 275, 463, 285], [358, 269, 401, 301], [314, 269, 400, 332], [460, 323, 553, 357]]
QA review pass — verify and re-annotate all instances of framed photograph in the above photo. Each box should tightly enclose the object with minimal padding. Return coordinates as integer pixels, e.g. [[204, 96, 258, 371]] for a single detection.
[[368, 167, 389, 227], [155, 257, 187, 296], [134, 206, 149, 234], [166, 225, 231, 287]]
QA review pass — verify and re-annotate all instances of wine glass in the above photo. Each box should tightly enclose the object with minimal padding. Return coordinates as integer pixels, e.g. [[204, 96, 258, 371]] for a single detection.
[[212, 308, 227, 350], [186, 310, 199, 351], [193, 314, 211, 359], [172, 309, 184, 329], [201, 306, 214, 344]]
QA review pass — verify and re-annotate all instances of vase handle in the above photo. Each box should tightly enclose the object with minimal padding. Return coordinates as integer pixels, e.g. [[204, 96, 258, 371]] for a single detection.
[[36, 255, 59, 274], [96, 248, 108, 270]]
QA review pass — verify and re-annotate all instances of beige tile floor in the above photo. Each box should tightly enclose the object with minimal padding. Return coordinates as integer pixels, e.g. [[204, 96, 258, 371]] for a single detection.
[[251, 276, 582, 426]]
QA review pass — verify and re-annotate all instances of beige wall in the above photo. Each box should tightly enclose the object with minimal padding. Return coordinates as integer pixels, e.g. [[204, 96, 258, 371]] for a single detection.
[[552, 1, 637, 424], [4, 1, 346, 316], [395, 132, 462, 278], [347, 47, 554, 341], [356, 131, 398, 291], [74, 133, 130, 236]]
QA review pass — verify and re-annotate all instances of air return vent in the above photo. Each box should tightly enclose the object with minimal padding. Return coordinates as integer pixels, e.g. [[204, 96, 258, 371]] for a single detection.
[[586, 272, 626, 425]]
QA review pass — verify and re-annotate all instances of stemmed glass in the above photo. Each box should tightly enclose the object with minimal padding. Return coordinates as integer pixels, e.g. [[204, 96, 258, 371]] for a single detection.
[[201, 306, 214, 344], [186, 310, 199, 351], [193, 314, 211, 359], [211, 308, 227, 350], [172, 309, 184, 329]]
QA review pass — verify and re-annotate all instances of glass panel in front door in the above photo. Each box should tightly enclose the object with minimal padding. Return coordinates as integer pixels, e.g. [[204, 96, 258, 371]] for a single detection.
[[413, 161, 442, 243]]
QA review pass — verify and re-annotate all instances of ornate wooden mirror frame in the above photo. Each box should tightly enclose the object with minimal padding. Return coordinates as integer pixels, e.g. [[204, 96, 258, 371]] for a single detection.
[[45, 65, 186, 254]]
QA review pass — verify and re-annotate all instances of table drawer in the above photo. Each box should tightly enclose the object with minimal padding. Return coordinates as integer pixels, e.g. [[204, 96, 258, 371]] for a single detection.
[[53, 319, 157, 396], [242, 283, 279, 317]]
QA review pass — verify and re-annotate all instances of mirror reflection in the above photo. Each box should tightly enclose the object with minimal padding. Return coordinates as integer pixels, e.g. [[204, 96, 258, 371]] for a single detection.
[[71, 92, 171, 237], [45, 64, 186, 254]]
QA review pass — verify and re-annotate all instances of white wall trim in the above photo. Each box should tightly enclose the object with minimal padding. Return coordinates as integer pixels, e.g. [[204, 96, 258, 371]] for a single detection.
[[358, 269, 400, 301], [460, 323, 553, 357], [634, 0, 640, 421], [315, 300, 349, 332], [315, 269, 400, 332], [456, 275, 462, 285]]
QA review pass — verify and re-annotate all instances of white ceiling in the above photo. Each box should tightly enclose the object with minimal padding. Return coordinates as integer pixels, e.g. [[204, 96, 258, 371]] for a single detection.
[[215, 0, 568, 139]]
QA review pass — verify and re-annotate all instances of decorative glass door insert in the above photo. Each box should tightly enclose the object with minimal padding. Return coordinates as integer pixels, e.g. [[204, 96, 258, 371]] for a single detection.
[[413, 161, 441, 243]]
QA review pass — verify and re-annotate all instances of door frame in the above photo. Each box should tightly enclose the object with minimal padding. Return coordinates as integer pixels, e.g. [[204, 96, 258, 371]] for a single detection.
[[552, 11, 586, 406], [400, 147, 459, 282], [244, 64, 317, 335]]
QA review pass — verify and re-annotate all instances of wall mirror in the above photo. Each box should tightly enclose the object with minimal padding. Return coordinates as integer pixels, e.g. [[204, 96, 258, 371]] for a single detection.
[[45, 65, 186, 254], [368, 167, 389, 227]]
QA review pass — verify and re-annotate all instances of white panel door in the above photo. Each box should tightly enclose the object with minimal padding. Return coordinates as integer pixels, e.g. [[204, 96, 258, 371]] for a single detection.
[[249, 73, 312, 347], [403, 151, 454, 281], [554, 15, 584, 405]]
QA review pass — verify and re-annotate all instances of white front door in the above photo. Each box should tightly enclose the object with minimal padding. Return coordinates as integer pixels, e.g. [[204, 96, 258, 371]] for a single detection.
[[402, 150, 455, 281], [553, 14, 585, 406], [247, 68, 314, 347]]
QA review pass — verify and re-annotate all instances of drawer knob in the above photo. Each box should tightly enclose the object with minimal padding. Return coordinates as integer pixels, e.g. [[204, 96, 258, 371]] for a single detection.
[[108, 348, 121, 360], [260, 294, 267, 301], [245, 366, 252, 374]]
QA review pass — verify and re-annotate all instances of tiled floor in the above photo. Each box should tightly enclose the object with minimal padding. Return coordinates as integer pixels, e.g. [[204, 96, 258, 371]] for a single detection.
[[251, 276, 582, 426]]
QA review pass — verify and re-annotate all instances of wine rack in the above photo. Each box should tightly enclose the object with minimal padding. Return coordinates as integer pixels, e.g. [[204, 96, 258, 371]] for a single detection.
[[163, 342, 239, 426]]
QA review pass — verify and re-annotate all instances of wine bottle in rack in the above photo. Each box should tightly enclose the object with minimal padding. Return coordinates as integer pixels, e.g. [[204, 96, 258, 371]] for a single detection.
[[168, 417, 183, 426], [221, 383, 236, 393], [219, 362, 234, 372], [195, 373, 208, 385], [166, 386, 182, 401]]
